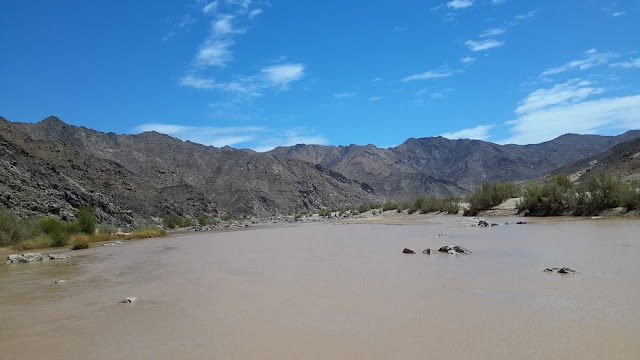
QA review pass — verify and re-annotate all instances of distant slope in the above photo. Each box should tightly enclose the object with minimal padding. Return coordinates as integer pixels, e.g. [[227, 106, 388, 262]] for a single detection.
[[270, 131, 640, 199], [554, 137, 640, 181], [0, 117, 382, 222]]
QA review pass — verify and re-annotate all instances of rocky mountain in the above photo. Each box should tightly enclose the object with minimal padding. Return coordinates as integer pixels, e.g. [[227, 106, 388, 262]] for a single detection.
[[554, 136, 640, 182], [0, 117, 381, 223], [270, 131, 640, 200]]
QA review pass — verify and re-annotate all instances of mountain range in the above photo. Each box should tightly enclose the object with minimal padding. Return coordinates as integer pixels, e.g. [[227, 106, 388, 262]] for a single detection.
[[1, 116, 639, 224]]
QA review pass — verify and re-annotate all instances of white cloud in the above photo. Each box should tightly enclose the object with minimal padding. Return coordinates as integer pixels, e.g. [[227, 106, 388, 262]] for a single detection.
[[368, 96, 382, 101], [261, 63, 305, 86], [612, 11, 626, 16], [202, 1, 218, 14], [442, 124, 495, 140], [460, 56, 476, 64], [252, 128, 329, 152], [196, 39, 234, 66], [212, 15, 246, 36], [610, 58, 640, 69], [371, 77, 383, 82], [134, 123, 327, 151], [480, 27, 505, 37], [492, 0, 506, 4], [465, 39, 504, 51], [134, 123, 266, 147], [447, 0, 473, 9], [501, 79, 640, 144], [394, 26, 407, 31], [540, 49, 618, 77], [403, 66, 454, 81], [429, 88, 454, 99], [515, 9, 540, 20], [248, 8, 263, 19], [516, 79, 604, 115], [333, 91, 356, 99], [180, 75, 216, 89]]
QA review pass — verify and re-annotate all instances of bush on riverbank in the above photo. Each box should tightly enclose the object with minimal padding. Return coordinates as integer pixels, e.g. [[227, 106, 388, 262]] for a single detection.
[[466, 182, 520, 216], [518, 173, 640, 216]]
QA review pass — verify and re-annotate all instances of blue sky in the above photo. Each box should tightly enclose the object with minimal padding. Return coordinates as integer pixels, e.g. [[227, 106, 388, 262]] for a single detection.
[[1, 1, 639, 151]]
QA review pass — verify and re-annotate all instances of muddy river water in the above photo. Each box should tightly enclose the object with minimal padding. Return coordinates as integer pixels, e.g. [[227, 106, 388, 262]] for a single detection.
[[1, 216, 639, 359]]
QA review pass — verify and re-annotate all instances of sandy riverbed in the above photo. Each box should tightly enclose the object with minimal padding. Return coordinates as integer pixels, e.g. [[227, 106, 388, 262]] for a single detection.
[[1, 216, 639, 359]]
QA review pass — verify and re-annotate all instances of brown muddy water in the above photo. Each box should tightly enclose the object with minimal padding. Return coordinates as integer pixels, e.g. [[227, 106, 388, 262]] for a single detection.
[[1, 217, 639, 359]]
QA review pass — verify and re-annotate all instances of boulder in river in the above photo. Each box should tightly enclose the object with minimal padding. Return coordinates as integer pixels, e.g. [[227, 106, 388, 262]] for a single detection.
[[422, 248, 431, 255], [402, 248, 416, 254], [438, 246, 472, 255], [119, 297, 138, 303]]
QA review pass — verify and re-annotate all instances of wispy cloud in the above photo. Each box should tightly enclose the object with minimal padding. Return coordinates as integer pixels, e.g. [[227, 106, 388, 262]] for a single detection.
[[465, 39, 504, 51], [134, 123, 265, 147], [418, 88, 454, 100], [368, 96, 382, 101], [202, 1, 218, 14], [612, 11, 626, 16], [447, 0, 473, 9], [134, 123, 328, 151], [212, 14, 246, 36], [540, 49, 618, 77], [180, 62, 306, 97], [253, 128, 329, 152], [442, 124, 495, 140], [480, 27, 505, 37], [516, 79, 604, 115], [180, 74, 216, 89], [610, 57, 640, 69], [501, 80, 640, 144], [394, 26, 407, 31], [403, 66, 455, 81], [515, 9, 541, 20], [162, 15, 197, 42], [196, 38, 235, 67], [261, 63, 305, 87], [248, 8, 263, 19], [491, 0, 506, 4], [333, 91, 356, 99], [460, 56, 476, 64]]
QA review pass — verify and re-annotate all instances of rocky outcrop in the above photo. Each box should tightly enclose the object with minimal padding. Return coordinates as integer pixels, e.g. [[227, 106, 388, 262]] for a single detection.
[[402, 248, 416, 254]]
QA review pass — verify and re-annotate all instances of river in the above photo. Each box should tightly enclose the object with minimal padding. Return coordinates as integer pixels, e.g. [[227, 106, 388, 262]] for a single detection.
[[1, 216, 639, 359]]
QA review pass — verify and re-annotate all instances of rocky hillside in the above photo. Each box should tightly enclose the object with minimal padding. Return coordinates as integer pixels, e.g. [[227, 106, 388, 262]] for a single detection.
[[0, 117, 382, 223], [270, 131, 640, 199], [555, 136, 640, 182]]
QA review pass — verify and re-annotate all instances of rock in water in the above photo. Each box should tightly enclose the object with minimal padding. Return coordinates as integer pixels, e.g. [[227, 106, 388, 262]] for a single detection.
[[558, 267, 577, 274], [20, 253, 44, 263], [48, 254, 71, 260], [55, 280, 66, 284], [438, 246, 452, 253], [422, 248, 431, 255], [453, 246, 472, 255], [402, 248, 416, 254], [119, 297, 138, 303]]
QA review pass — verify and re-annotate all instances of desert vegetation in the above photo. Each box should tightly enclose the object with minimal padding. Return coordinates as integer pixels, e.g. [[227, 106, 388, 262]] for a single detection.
[[1, 207, 167, 251]]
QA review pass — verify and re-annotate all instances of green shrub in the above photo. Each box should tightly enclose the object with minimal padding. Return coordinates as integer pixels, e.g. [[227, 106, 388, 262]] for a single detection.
[[467, 182, 520, 215], [98, 223, 118, 234], [12, 235, 53, 251], [574, 172, 625, 215], [517, 176, 574, 216], [382, 201, 400, 211], [318, 208, 332, 217], [76, 206, 97, 235]]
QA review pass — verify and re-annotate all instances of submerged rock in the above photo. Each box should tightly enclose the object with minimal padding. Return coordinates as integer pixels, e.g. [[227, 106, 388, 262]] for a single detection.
[[422, 248, 431, 255], [48, 254, 71, 260], [438, 246, 472, 255], [55, 280, 66, 284], [516, 221, 527, 225], [21, 253, 44, 263], [558, 267, 577, 274], [402, 248, 416, 254], [544, 267, 577, 274], [119, 297, 138, 303]]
